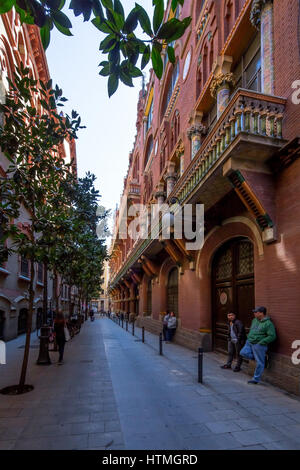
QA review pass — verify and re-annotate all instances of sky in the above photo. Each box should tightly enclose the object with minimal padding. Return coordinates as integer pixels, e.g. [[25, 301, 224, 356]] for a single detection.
[[46, 1, 153, 238]]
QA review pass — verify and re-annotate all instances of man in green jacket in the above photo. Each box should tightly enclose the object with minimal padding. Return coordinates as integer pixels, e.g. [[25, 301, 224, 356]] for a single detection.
[[240, 306, 276, 384]]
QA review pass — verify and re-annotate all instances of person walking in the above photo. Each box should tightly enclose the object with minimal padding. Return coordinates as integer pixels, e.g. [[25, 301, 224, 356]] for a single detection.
[[166, 312, 177, 343], [54, 312, 67, 365], [240, 306, 276, 384], [220, 312, 246, 372], [162, 311, 170, 341]]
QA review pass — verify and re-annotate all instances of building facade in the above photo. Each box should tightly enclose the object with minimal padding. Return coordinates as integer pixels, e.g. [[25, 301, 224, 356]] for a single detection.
[[0, 10, 77, 340], [109, 0, 300, 395]]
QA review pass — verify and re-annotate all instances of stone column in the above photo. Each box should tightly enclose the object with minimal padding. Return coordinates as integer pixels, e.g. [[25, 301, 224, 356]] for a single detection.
[[187, 126, 202, 160], [164, 161, 177, 197], [251, 0, 274, 95], [154, 182, 166, 206], [210, 72, 235, 119]]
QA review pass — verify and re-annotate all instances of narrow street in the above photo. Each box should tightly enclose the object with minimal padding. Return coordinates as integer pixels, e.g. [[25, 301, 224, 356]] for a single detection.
[[1, 317, 300, 450]]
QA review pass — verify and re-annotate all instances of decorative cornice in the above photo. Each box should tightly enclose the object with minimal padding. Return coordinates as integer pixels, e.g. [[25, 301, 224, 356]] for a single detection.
[[210, 72, 235, 98]]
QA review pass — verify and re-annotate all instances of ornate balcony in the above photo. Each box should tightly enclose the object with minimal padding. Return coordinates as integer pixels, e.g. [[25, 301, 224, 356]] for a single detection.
[[128, 182, 141, 198], [170, 88, 286, 206]]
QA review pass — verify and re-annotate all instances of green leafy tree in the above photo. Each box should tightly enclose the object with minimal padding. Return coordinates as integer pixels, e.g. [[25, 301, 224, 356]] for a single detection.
[[0, 65, 83, 393], [53, 173, 108, 317], [0, 0, 191, 96]]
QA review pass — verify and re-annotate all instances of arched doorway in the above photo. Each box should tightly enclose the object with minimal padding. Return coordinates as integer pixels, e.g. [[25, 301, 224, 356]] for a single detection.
[[146, 280, 152, 316], [167, 267, 178, 316], [0, 310, 5, 339], [212, 237, 254, 352], [18, 308, 28, 335]]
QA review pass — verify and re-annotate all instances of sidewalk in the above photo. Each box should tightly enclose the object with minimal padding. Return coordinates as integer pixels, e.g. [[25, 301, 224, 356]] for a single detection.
[[0, 317, 300, 450]]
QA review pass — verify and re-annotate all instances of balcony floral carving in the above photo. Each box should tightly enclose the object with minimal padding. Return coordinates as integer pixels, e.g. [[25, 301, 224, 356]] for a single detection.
[[210, 72, 235, 98]]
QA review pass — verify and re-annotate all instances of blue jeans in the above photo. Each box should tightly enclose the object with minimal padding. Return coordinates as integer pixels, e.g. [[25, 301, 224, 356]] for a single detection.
[[240, 340, 268, 382]]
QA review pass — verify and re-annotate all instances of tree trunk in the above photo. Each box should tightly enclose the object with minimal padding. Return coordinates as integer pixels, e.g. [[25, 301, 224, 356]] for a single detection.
[[18, 257, 35, 393], [43, 260, 48, 324]]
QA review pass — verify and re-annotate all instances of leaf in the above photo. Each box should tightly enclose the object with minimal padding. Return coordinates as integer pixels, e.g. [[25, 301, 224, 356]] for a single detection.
[[151, 43, 163, 80], [114, 0, 124, 19], [0, 0, 15, 15], [53, 18, 73, 36], [153, 0, 164, 35], [157, 18, 181, 40], [108, 73, 119, 97], [123, 7, 139, 34], [52, 10, 72, 29], [141, 45, 150, 70], [91, 17, 112, 33], [40, 23, 51, 50], [135, 3, 152, 37], [167, 45, 175, 64]]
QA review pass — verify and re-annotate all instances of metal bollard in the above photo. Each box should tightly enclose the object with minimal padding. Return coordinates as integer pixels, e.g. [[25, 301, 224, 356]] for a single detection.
[[126, 320, 128, 332], [198, 347, 203, 383], [118, 317, 120, 326], [159, 332, 163, 355], [132, 321, 135, 336], [122, 318, 124, 328], [142, 327, 145, 343]]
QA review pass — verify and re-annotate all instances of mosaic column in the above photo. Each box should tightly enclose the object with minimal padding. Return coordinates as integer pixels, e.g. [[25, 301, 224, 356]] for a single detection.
[[251, 0, 274, 95], [187, 126, 202, 160], [164, 161, 177, 197], [210, 73, 235, 119]]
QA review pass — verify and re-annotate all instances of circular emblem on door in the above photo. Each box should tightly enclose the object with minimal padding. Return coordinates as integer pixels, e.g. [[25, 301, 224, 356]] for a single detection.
[[220, 292, 228, 305]]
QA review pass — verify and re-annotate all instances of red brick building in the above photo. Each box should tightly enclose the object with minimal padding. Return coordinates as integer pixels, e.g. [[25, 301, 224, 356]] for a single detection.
[[109, 0, 300, 394]]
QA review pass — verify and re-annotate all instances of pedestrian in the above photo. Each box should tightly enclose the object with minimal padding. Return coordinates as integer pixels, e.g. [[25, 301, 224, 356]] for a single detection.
[[240, 306, 276, 384], [162, 311, 170, 341], [220, 312, 246, 372], [54, 311, 67, 365], [166, 311, 177, 343]]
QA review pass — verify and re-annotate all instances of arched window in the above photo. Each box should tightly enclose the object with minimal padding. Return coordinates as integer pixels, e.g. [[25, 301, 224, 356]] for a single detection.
[[196, 0, 206, 21], [144, 135, 153, 169], [224, 0, 234, 42], [162, 61, 179, 117]]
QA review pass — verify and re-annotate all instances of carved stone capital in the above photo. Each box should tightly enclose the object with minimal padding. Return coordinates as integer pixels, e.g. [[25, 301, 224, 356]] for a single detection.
[[210, 72, 235, 98], [250, 0, 273, 29], [187, 124, 207, 140]]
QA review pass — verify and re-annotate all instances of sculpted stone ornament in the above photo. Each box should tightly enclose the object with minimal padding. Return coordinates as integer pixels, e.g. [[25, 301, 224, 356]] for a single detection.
[[187, 124, 207, 140], [210, 72, 235, 98], [250, 0, 273, 28]]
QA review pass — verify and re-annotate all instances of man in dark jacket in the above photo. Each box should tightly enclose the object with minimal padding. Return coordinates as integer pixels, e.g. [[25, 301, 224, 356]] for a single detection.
[[221, 312, 246, 372]]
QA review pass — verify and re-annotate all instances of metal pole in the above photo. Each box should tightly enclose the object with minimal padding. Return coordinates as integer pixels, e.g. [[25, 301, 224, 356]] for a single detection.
[[132, 321, 135, 336], [198, 347, 203, 383], [122, 318, 124, 328], [142, 327, 145, 343], [126, 320, 128, 331], [159, 332, 163, 355]]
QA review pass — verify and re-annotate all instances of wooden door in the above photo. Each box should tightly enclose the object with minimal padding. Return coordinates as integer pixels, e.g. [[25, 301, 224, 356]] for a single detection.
[[212, 238, 254, 352], [167, 267, 178, 316]]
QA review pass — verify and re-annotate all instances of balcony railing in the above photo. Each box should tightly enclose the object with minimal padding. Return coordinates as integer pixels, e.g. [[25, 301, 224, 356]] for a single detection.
[[128, 183, 141, 196], [170, 88, 286, 204]]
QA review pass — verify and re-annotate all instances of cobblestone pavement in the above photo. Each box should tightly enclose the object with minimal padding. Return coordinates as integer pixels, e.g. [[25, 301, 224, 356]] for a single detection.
[[0, 317, 300, 450]]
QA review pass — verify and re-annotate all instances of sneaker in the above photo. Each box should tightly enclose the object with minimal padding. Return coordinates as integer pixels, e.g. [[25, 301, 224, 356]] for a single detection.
[[248, 379, 258, 384], [58, 361, 64, 365], [233, 367, 241, 372], [220, 364, 231, 369]]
